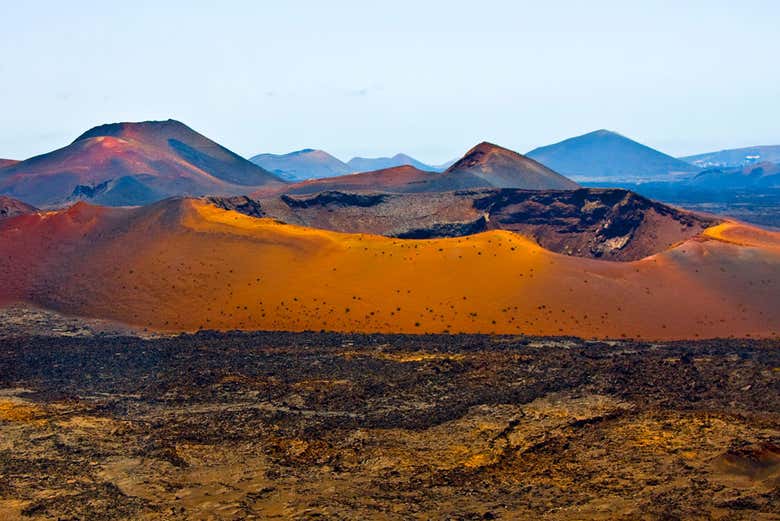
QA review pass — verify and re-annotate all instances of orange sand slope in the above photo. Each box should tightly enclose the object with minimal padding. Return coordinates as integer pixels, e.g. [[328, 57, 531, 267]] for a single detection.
[[0, 198, 778, 340]]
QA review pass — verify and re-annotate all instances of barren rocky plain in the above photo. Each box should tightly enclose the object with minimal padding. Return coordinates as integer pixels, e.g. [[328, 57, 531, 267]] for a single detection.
[[0, 307, 777, 520]]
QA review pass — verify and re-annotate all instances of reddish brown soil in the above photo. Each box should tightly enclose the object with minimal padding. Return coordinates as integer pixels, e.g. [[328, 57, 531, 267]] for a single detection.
[[0, 196, 38, 219]]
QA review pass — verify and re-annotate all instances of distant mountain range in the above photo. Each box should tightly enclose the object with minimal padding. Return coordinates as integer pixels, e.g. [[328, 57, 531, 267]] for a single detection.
[[690, 162, 780, 189], [250, 149, 448, 181], [347, 154, 444, 173], [527, 129, 699, 181], [3, 119, 778, 217], [0, 122, 579, 207], [680, 145, 780, 169], [271, 142, 578, 196], [23, 127, 775, 192], [0, 120, 283, 207]]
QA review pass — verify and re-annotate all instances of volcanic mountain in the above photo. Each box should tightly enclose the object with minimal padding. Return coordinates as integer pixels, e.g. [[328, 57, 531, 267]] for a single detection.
[[212, 188, 718, 261], [347, 153, 439, 173], [0, 196, 38, 219], [250, 149, 351, 181], [446, 142, 579, 189], [272, 142, 578, 195], [0, 197, 777, 339], [527, 129, 699, 181], [0, 120, 284, 207], [682, 145, 780, 168], [688, 162, 780, 189]]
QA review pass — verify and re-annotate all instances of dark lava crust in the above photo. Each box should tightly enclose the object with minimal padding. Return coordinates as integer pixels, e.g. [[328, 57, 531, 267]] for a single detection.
[[0, 330, 777, 519]]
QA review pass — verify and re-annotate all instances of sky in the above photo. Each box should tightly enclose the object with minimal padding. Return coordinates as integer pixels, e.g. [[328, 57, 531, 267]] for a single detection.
[[1, 0, 779, 164]]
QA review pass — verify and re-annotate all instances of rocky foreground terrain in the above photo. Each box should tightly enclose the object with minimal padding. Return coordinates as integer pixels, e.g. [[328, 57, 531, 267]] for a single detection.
[[0, 312, 777, 520]]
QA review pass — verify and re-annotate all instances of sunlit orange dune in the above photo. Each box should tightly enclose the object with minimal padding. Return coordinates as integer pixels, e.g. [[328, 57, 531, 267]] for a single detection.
[[0, 198, 778, 340], [702, 222, 780, 249]]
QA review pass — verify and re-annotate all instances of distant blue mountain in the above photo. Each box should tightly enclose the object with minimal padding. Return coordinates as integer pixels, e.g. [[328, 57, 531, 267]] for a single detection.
[[250, 149, 350, 181], [681, 145, 780, 169], [527, 129, 699, 181], [347, 153, 443, 173]]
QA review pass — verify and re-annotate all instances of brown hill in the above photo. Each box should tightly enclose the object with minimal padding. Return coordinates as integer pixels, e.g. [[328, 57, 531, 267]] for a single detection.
[[276, 165, 434, 195], [0, 198, 777, 339], [444, 142, 579, 189], [267, 142, 578, 196], [0, 159, 19, 169], [212, 188, 718, 261], [0, 120, 284, 207], [0, 196, 38, 219]]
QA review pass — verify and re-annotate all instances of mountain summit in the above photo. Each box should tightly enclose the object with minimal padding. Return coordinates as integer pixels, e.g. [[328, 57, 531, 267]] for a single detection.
[[445, 142, 579, 190], [71, 120, 279, 187], [0, 120, 283, 207], [527, 130, 699, 181]]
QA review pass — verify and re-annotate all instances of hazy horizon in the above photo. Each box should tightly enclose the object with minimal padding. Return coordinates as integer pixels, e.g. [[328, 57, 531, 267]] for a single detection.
[[2, 0, 779, 163]]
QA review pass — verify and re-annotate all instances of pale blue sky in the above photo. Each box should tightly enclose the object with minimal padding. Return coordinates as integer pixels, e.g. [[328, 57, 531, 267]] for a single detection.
[[1, 0, 778, 163]]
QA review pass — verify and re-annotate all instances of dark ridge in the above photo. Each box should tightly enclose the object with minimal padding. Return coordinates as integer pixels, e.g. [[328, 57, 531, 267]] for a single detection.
[[281, 191, 389, 209], [67, 175, 164, 206], [206, 195, 265, 218], [392, 216, 489, 239], [70, 182, 107, 200], [471, 188, 719, 259], [472, 188, 711, 227]]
